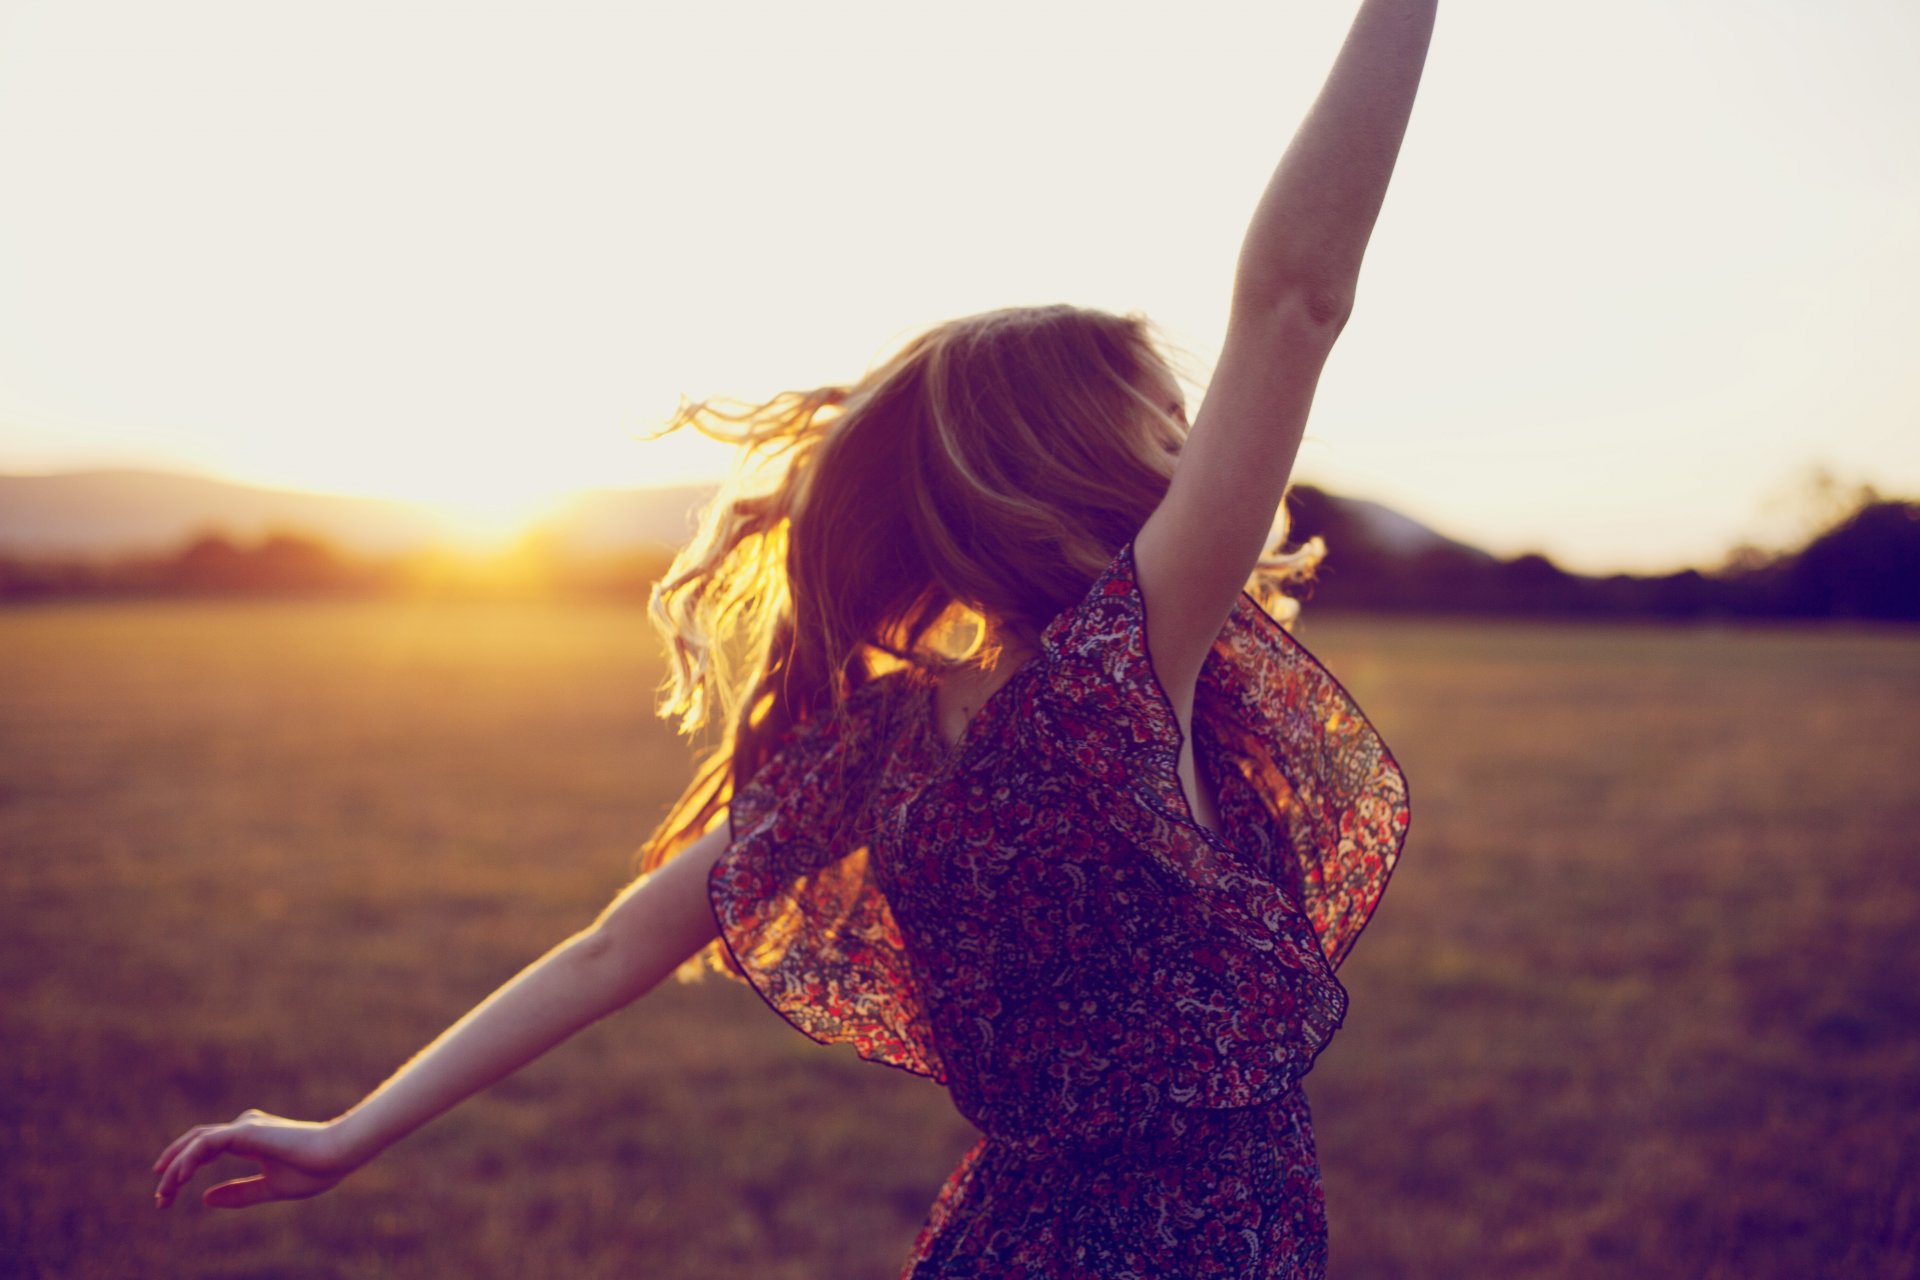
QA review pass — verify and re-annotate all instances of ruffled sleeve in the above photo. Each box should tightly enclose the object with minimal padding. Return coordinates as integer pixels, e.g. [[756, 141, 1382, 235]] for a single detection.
[[706, 677, 946, 1081], [1196, 585, 1413, 971], [1028, 540, 1410, 1110], [1039, 539, 1410, 970]]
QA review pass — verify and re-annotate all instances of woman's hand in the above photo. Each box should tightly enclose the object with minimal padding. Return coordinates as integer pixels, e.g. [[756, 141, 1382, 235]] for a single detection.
[[152, 1109, 359, 1210]]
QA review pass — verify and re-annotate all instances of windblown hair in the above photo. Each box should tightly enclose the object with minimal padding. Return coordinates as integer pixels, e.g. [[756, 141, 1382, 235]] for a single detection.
[[638, 304, 1323, 979]]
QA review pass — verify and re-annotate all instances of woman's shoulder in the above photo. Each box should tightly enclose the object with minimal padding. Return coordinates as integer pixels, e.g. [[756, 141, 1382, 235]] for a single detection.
[[1028, 540, 1186, 769], [1029, 536, 1332, 739], [1037, 539, 1151, 659]]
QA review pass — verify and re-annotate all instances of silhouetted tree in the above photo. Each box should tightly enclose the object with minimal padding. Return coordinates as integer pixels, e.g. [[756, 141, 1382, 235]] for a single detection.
[[1776, 501, 1920, 620], [172, 533, 246, 590]]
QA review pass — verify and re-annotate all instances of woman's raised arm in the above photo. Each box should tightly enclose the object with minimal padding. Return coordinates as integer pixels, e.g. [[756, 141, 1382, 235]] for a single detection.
[[152, 825, 728, 1209], [1134, 0, 1438, 693]]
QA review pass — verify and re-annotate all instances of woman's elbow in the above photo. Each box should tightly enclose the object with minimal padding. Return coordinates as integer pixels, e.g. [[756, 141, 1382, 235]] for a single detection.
[[1294, 282, 1355, 332], [566, 921, 657, 1009], [1232, 280, 1355, 350]]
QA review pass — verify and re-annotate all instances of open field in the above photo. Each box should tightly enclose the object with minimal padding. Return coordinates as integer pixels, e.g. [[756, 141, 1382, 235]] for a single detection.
[[3, 599, 1917, 1279]]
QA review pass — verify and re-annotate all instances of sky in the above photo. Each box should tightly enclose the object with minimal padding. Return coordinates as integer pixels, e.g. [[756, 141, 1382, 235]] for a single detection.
[[0, 0, 1915, 575]]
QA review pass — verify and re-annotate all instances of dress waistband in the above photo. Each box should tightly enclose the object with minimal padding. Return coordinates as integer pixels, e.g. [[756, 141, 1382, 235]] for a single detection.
[[976, 1088, 1305, 1168]]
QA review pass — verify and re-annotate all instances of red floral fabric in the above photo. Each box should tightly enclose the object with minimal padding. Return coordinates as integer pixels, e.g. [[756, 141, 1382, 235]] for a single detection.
[[707, 540, 1410, 1278]]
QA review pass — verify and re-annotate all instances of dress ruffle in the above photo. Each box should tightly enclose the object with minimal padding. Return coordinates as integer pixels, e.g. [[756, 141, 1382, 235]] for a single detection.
[[708, 677, 947, 1081]]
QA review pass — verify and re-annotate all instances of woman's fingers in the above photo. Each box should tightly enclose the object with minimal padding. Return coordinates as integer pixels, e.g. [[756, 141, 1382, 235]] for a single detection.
[[155, 1136, 200, 1206], [203, 1175, 277, 1210], [156, 1124, 246, 1207], [153, 1110, 260, 1176], [152, 1124, 208, 1175]]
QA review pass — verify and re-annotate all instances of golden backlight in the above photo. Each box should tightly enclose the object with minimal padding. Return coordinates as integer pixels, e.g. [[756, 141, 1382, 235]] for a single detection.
[[416, 491, 574, 550], [0, 2, 1915, 576]]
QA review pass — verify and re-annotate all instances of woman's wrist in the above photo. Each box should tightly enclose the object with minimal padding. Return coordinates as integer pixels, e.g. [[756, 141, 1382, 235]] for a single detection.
[[324, 1106, 396, 1174]]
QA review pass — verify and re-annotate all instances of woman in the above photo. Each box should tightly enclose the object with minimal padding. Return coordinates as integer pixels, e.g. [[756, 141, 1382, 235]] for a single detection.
[[153, 2, 1431, 1274]]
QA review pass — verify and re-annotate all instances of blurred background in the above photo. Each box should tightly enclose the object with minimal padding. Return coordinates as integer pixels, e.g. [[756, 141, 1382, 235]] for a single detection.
[[2, 1, 1916, 1277]]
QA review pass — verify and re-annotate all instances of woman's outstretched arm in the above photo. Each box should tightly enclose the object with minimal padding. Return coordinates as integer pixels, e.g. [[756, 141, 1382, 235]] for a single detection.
[[152, 825, 729, 1209], [1134, 0, 1438, 690]]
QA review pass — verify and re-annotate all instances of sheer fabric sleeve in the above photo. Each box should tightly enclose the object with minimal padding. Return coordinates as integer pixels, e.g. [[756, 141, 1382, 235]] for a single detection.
[[1038, 539, 1410, 970], [1032, 540, 1410, 1107], [1196, 571, 1412, 970], [706, 678, 945, 1081]]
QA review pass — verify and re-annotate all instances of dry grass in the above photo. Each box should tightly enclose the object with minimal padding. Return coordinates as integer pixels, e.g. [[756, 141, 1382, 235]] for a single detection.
[[2, 600, 1916, 1279]]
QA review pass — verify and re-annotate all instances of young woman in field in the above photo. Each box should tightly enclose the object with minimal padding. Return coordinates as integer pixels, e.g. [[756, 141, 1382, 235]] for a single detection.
[[154, 2, 1429, 1273]]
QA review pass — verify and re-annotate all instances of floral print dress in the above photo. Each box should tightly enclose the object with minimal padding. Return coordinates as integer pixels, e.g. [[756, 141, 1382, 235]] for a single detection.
[[707, 540, 1410, 1278]]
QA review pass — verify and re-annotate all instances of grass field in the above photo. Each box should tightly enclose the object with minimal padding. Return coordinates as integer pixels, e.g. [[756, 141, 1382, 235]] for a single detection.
[[3, 598, 1917, 1279]]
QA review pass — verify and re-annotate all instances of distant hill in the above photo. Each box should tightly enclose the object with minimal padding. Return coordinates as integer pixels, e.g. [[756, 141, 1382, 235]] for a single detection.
[[0, 469, 714, 557], [1286, 486, 1494, 562], [1283, 484, 1504, 610]]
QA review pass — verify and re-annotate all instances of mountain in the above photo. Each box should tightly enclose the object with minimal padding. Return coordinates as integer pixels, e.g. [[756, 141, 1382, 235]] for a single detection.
[[0, 469, 715, 558], [1284, 485, 1496, 566], [0, 470, 439, 556]]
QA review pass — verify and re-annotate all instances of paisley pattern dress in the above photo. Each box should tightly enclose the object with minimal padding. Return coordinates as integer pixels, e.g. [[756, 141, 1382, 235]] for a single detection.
[[707, 540, 1410, 1278]]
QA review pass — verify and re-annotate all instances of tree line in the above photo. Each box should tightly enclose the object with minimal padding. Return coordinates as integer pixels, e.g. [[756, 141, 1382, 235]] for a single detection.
[[2, 489, 1915, 621], [1282, 486, 1920, 622], [0, 529, 676, 604]]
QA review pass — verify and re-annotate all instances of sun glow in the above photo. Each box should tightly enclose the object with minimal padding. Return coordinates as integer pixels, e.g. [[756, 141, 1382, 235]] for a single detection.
[[270, 454, 575, 542], [213, 420, 738, 553], [414, 488, 578, 550]]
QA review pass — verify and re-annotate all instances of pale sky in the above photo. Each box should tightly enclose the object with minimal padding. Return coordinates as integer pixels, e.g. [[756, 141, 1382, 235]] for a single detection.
[[1, 0, 1915, 575]]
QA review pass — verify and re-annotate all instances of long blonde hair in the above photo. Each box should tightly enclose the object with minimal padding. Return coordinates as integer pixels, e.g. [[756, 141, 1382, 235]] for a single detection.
[[640, 304, 1322, 978]]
